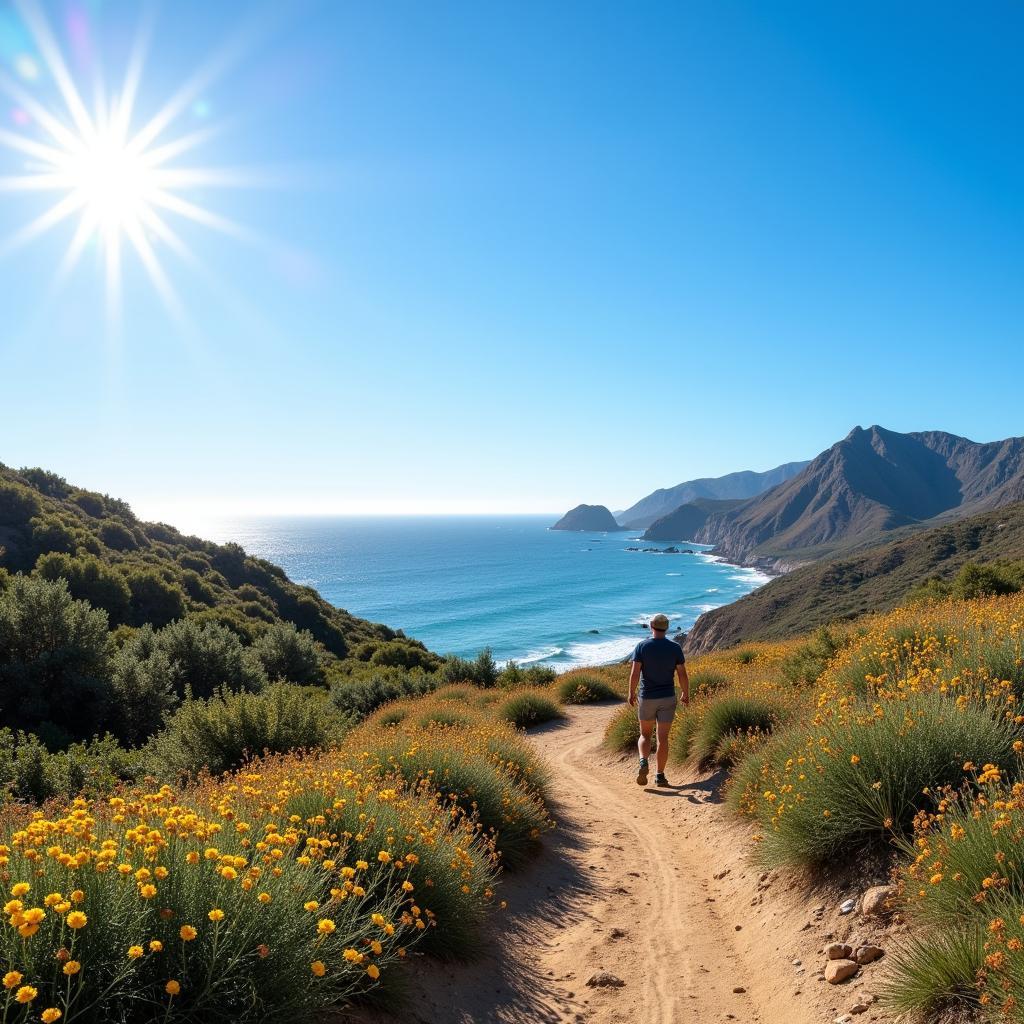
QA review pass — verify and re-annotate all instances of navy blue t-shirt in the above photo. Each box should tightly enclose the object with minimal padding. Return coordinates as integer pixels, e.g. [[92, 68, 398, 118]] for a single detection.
[[632, 636, 685, 699]]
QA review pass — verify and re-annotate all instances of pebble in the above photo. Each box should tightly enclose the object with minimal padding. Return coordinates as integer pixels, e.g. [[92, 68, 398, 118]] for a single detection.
[[732, 986, 746, 993], [839, 899, 856, 914], [855, 944, 884, 965], [824, 960, 860, 985], [792, 959, 802, 967], [861, 885, 897, 918], [825, 943, 853, 960], [586, 971, 625, 989]]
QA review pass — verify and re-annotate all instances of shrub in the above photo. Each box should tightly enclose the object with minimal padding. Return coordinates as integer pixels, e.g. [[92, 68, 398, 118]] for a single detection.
[[498, 661, 557, 689], [150, 683, 351, 778], [108, 630, 177, 745], [363, 722, 551, 870], [125, 569, 187, 627], [497, 690, 565, 729], [416, 708, 472, 729], [688, 670, 730, 696], [879, 929, 984, 1019], [368, 639, 439, 670], [779, 626, 845, 686], [35, 551, 132, 623], [154, 617, 267, 699], [738, 693, 1019, 869], [99, 519, 138, 551], [331, 672, 436, 720], [603, 705, 654, 754], [690, 696, 783, 768], [0, 480, 40, 526], [736, 649, 757, 665], [0, 574, 112, 745], [555, 674, 620, 704], [438, 649, 499, 688], [0, 730, 142, 803], [253, 621, 328, 686]]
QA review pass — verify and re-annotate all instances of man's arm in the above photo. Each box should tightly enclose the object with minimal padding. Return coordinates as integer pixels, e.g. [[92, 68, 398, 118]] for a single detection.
[[676, 663, 690, 705], [628, 662, 641, 706]]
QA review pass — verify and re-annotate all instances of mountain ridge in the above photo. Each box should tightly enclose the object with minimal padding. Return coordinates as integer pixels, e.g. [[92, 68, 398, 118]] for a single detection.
[[616, 461, 810, 528], [694, 426, 1024, 566]]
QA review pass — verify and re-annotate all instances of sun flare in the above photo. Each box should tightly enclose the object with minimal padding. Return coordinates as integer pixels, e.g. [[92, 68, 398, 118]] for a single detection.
[[0, 0, 257, 324]]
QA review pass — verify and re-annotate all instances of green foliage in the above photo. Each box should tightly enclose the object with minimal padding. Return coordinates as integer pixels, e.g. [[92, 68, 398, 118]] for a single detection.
[[35, 551, 132, 623], [366, 639, 441, 670], [689, 669, 730, 695], [367, 728, 550, 870], [690, 696, 783, 768], [879, 930, 984, 1019], [150, 683, 350, 778], [253, 621, 327, 685], [125, 568, 187, 627], [0, 730, 142, 803], [331, 672, 437, 720], [908, 560, 1024, 604], [736, 649, 757, 664], [603, 705, 642, 753], [498, 661, 557, 689], [438, 648, 500, 688], [779, 625, 846, 686], [0, 480, 39, 527], [746, 694, 1019, 869], [555, 674, 620, 704], [148, 616, 268, 699], [107, 628, 177, 745], [17, 466, 70, 498], [497, 690, 565, 729], [0, 574, 111, 745], [98, 519, 139, 551]]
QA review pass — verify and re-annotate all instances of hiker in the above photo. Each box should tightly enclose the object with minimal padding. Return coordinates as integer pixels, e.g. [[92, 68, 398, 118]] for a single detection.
[[628, 613, 689, 787]]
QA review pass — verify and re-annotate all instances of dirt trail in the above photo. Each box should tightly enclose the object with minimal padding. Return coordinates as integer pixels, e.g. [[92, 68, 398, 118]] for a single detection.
[[357, 705, 874, 1024]]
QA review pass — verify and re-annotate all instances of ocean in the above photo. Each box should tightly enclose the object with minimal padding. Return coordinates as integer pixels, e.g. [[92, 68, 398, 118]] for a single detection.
[[181, 515, 769, 670]]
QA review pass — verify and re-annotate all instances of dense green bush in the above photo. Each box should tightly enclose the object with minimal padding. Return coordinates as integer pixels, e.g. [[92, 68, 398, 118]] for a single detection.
[[499, 661, 557, 688], [366, 727, 551, 870], [35, 551, 132, 623], [0, 574, 112, 745], [497, 690, 565, 729], [439, 648, 499, 687], [0, 730, 142, 803], [253, 621, 327, 685], [908, 560, 1024, 604], [689, 696, 784, 768], [555, 674, 620, 703], [688, 669, 730, 695], [150, 683, 350, 778], [151, 616, 267, 698], [125, 568, 187, 627], [331, 671, 437, 719]]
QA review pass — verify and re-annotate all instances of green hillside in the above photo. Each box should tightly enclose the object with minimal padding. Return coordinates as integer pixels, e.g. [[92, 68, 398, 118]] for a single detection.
[[0, 463, 430, 665], [685, 500, 1024, 652]]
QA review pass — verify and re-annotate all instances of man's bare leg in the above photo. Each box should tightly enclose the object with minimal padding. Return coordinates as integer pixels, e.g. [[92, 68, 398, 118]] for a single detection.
[[636, 719, 654, 784], [656, 719, 672, 777]]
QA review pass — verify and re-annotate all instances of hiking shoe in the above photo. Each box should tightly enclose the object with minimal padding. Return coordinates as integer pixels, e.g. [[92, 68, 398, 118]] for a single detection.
[[655, 773, 671, 788], [636, 758, 649, 786]]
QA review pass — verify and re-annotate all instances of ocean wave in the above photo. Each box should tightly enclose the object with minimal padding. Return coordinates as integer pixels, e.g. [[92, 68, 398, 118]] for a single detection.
[[706, 587, 719, 593], [665, 572, 682, 576], [560, 636, 638, 668], [728, 569, 772, 585], [515, 646, 564, 666], [694, 603, 718, 612]]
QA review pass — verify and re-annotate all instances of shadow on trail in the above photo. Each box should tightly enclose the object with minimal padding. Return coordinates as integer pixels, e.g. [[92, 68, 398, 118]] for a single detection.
[[644, 766, 728, 805]]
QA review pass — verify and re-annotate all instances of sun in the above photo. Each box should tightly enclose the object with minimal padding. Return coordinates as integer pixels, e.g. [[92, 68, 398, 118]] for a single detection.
[[62, 127, 154, 234], [0, 0, 258, 324]]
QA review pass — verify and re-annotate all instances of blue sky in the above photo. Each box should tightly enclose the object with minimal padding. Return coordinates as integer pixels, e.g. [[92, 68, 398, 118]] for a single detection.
[[1, 0, 1022, 520]]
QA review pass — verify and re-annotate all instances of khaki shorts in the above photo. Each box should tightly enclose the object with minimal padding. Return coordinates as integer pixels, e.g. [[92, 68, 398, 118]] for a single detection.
[[637, 695, 677, 724]]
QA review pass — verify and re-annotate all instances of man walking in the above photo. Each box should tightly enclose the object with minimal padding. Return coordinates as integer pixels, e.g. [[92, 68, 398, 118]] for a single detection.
[[628, 613, 689, 787]]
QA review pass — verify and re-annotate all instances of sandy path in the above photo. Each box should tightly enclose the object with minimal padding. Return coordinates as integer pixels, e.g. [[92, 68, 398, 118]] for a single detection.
[[355, 704, 832, 1024]]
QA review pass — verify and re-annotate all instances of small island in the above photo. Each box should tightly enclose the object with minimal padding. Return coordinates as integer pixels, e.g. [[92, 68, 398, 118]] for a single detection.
[[551, 504, 626, 532]]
